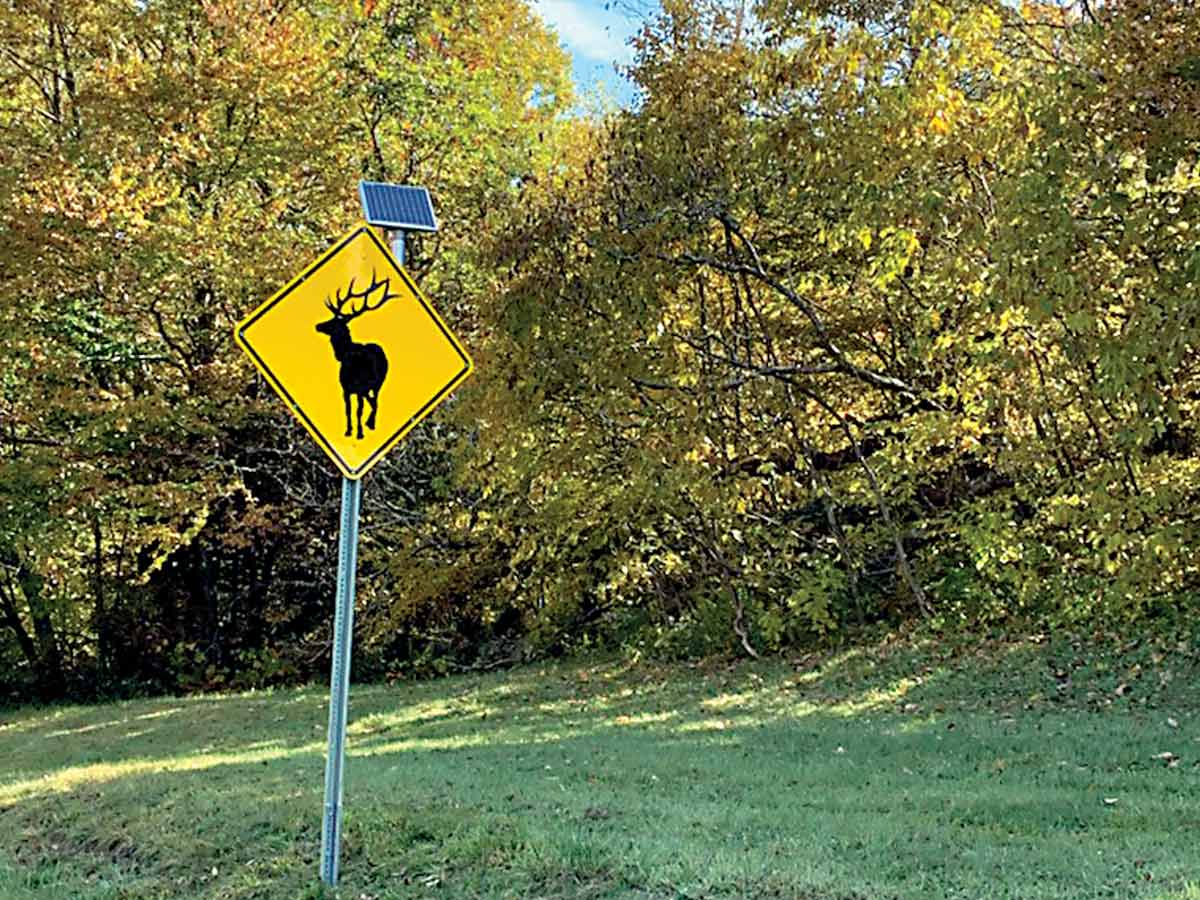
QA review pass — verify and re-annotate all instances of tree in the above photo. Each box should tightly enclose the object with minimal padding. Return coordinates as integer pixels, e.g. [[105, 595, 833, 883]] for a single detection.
[[451, 0, 1200, 656], [0, 0, 572, 698]]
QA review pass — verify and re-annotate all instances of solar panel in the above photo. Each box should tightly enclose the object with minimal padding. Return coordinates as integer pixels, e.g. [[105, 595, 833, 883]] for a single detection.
[[358, 182, 438, 232]]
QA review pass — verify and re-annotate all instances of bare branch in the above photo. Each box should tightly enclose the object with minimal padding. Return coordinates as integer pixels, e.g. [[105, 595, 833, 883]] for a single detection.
[[653, 216, 929, 400]]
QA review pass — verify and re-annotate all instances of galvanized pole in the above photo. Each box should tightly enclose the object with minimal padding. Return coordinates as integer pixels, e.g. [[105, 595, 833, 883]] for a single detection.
[[390, 228, 406, 266], [318, 227, 405, 888], [320, 475, 361, 886]]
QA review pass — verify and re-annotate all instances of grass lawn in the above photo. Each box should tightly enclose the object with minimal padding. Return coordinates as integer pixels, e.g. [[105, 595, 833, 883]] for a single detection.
[[2, 628, 1200, 899]]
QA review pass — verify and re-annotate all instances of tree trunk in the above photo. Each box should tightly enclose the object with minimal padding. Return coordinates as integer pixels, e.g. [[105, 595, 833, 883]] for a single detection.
[[0, 574, 38, 668], [20, 559, 66, 697], [91, 511, 108, 680], [1, 546, 66, 698]]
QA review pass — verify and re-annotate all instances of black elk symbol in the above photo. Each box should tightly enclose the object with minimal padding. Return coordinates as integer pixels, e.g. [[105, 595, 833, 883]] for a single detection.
[[315, 272, 396, 439]]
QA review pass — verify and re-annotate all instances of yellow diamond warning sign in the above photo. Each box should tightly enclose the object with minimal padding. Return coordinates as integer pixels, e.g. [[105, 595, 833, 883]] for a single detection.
[[235, 225, 473, 479]]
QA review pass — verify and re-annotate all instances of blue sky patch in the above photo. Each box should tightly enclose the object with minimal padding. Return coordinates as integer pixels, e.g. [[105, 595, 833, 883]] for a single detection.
[[531, 0, 648, 107]]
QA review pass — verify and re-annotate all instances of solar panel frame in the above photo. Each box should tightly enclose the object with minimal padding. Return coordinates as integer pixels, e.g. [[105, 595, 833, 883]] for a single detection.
[[358, 182, 439, 232]]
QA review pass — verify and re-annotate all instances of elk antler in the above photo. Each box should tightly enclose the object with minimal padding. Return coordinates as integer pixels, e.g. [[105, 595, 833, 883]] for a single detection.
[[326, 270, 398, 319]]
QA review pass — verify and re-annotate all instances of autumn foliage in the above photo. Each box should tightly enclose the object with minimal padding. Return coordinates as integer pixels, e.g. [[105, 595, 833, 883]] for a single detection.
[[1, 0, 1198, 700]]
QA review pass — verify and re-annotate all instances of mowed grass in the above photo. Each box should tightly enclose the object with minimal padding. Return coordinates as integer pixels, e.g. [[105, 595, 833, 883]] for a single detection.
[[2, 630, 1200, 899]]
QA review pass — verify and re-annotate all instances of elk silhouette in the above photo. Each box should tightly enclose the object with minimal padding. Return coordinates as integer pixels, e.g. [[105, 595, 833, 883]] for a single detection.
[[315, 272, 396, 439]]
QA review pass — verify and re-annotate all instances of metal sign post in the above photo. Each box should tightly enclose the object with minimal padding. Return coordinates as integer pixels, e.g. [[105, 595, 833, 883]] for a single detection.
[[318, 227, 405, 888], [391, 227, 407, 267], [320, 475, 361, 886]]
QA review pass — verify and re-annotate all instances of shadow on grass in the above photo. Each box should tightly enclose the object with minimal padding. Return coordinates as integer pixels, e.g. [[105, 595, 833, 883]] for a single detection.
[[4, 631, 1200, 797], [3, 632, 1200, 898]]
